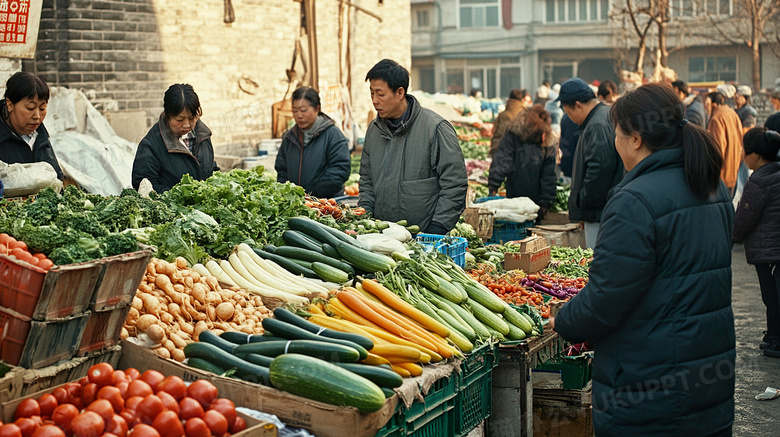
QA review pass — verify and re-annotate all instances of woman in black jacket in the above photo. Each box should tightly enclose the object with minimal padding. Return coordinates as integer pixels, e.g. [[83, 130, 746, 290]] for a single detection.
[[733, 127, 780, 357], [487, 104, 557, 218], [132, 84, 219, 193], [0, 72, 64, 180], [552, 83, 735, 436], [275, 87, 350, 199]]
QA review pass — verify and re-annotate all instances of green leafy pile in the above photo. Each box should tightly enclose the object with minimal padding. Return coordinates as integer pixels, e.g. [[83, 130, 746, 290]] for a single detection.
[[550, 185, 570, 213], [161, 168, 315, 256]]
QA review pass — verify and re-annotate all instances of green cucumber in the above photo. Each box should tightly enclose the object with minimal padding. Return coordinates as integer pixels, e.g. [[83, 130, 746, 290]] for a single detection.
[[183, 342, 270, 385], [234, 340, 361, 362], [506, 322, 527, 341], [336, 241, 396, 273], [288, 258, 314, 269], [486, 327, 507, 342], [262, 244, 277, 253], [235, 353, 274, 368], [468, 300, 510, 335], [426, 291, 490, 338], [261, 317, 368, 360], [274, 245, 355, 275], [187, 357, 226, 375], [382, 387, 396, 398], [220, 331, 282, 344], [502, 306, 534, 334], [198, 330, 238, 353], [252, 248, 319, 278], [434, 276, 465, 304], [311, 262, 350, 284], [321, 243, 340, 259], [273, 308, 374, 350], [289, 216, 368, 250], [282, 230, 324, 254], [332, 362, 403, 388], [269, 354, 386, 413], [462, 281, 508, 313]]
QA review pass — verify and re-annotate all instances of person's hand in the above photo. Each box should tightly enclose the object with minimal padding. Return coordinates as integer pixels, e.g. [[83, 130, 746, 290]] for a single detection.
[[548, 317, 556, 331]]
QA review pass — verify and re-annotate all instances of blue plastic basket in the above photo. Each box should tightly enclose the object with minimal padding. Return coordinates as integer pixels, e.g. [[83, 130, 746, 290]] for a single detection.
[[474, 196, 505, 204], [416, 233, 468, 268], [487, 220, 535, 244]]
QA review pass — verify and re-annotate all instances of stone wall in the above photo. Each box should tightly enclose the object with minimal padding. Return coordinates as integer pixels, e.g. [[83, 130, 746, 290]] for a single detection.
[[25, 0, 411, 156]]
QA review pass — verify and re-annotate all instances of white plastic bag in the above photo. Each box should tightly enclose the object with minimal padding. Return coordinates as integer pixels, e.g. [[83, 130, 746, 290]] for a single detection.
[[0, 160, 62, 197]]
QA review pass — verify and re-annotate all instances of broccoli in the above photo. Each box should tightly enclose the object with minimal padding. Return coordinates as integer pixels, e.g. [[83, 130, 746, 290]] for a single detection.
[[54, 210, 109, 238], [24, 188, 62, 225], [102, 231, 138, 256], [95, 196, 143, 232]]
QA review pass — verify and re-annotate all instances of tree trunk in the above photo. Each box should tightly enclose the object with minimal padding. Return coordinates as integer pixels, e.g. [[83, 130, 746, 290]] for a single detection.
[[751, 15, 761, 91], [635, 39, 647, 76]]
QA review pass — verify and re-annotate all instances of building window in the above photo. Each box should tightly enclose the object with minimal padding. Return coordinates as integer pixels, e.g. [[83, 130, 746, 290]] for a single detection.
[[688, 56, 736, 82], [545, 0, 609, 22], [670, 0, 731, 16], [460, 0, 500, 28], [415, 9, 431, 29], [445, 60, 521, 99]]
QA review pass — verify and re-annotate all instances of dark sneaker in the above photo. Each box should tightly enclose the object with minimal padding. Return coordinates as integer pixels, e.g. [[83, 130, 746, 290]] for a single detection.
[[760, 331, 779, 350], [763, 343, 780, 358]]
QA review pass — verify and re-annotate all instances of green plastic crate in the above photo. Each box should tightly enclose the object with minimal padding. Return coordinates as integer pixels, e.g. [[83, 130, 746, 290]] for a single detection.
[[375, 374, 458, 437], [454, 342, 499, 435], [534, 354, 592, 389]]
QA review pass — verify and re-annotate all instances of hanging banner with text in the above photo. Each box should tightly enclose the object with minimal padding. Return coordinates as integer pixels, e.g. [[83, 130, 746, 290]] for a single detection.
[[0, 0, 42, 59]]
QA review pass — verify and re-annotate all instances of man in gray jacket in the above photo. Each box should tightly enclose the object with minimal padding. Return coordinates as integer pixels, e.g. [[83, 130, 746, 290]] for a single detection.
[[557, 78, 624, 248], [358, 59, 468, 234]]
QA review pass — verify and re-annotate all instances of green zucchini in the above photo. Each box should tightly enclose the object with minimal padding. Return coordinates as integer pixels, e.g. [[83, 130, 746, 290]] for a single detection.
[[426, 291, 490, 338], [252, 248, 318, 278], [288, 258, 314, 269], [282, 230, 324, 253], [273, 246, 355, 275], [434, 276, 465, 304], [288, 216, 353, 248], [235, 353, 274, 368], [273, 308, 374, 350], [234, 340, 361, 362], [321, 243, 340, 259], [269, 354, 386, 413], [505, 322, 527, 341], [462, 281, 507, 313], [502, 306, 534, 334], [262, 244, 277, 253], [220, 331, 282, 344], [468, 300, 510, 335], [486, 327, 507, 342], [381, 387, 396, 398], [183, 342, 270, 385], [187, 357, 226, 375], [311, 262, 350, 284], [336, 241, 396, 273], [261, 317, 368, 360], [198, 330, 238, 353], [332, 362, 403, 388]]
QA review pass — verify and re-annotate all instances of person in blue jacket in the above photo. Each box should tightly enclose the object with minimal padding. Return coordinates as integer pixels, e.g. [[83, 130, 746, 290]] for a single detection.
[[551, 83, 735, 436], [275, 86, 350, 199]]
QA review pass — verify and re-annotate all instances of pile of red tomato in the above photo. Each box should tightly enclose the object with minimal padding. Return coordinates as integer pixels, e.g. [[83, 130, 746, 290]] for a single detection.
[[0, 363, 247, 437], [0, 234, 54, 271]]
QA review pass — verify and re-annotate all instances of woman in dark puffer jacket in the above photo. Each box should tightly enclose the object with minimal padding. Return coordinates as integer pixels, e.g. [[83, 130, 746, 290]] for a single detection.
[[733, 127, 780, 357]]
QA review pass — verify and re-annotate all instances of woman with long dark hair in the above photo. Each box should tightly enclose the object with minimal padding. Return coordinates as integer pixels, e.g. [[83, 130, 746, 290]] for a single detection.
[[733, 127, 780, 357], [275, 86, 350, 198], [132, 84, 219, 193], [551, 83, 735, 436]]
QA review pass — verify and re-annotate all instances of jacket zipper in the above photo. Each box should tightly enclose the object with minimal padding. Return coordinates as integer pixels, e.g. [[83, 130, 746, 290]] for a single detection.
[[297, 130, 304, 185]]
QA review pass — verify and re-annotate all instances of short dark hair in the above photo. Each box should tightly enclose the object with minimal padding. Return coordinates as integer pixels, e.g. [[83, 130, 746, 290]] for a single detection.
[[508, 89, 527, 101], [163, 84, 202, 119], [365, 59, 409, 93], [292, 86, 321, 110], [597, 80, 617, 99], [4, 72, 49, 103], [744, 127, 780, 162], [708, 92, 725, 106], [610, 83, 723, 198], [670, 80, 687, 95]]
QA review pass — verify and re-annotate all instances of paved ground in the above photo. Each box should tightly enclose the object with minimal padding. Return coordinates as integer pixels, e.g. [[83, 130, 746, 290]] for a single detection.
[[731, 243, 780, 436]]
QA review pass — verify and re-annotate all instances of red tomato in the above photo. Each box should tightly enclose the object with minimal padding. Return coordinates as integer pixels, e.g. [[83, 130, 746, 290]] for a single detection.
[[125, 381, 153, 400], [202, 410, 228, 437], [29, 425, 65, 437], [101, 434, 120, 437], [105, 415, 128, 437], [177, 398, 203, 421], [111, 371, 128, 385], [124, 369, 141, 382], [86, 399, 115, 424], [151, 411, 183, 437], [139, 371, 164, 391], [183, 418, 210, 437], [9, 240, 27, 251], [12, 418, 37, 437], [63, 383, 81, 400], [156, 393, 178, 416], [37, 259, 54, 271], [82, 384, 99, 407], [88, 363, 115, 387], [49, 389, 68, 407], [97, 386, 124, 414], [77, 378, 88, 387], [115, 382, 128, 398], [230, 416, 247, 434], [71, 411, 104, 437], [0, 424, 21, 437], [155, 377, 186, 402], [185, 381, 217, 409], [207, 400, 236, 427], [51, 404, 78, 435], [124, 397, 144, 412], [35, 395, 57, 419], [135, 395, 165, 425], [118, 410, 135, 428], [14, 399, 41, 420], [128, 424, 160, 437]]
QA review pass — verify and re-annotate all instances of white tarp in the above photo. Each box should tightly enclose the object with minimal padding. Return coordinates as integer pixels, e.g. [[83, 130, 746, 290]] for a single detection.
[[476, 196, 539, 223], [47, 87, 138, 196]]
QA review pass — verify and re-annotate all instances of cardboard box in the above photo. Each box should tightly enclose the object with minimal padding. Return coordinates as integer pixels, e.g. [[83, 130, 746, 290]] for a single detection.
[[539, 211, 571, 225], [462, 207, 494, 239], [517, 235, 549, 253], [528, 224, 585, 249], [118, 341, 397, 437], [504, 246, 552, 273]]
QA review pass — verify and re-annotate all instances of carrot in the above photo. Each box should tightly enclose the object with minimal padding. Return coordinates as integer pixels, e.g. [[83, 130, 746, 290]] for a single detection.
[[336, 290, 420, 342], [327, 298, 383, 330], [361, 279, 451, 337], [358, 325, 443, 362], [306, 314, 383, 344]]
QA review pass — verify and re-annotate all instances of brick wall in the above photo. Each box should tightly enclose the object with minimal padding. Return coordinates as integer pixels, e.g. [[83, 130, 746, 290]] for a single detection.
[[25, 0, 410, 156]]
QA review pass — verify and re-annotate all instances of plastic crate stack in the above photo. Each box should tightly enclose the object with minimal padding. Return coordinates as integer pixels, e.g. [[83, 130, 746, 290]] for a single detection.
[[416, 233, 468, 268]]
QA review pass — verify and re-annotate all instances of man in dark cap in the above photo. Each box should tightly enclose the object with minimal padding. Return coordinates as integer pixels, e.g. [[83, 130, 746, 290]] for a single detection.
[[557, 78, 624, 248]]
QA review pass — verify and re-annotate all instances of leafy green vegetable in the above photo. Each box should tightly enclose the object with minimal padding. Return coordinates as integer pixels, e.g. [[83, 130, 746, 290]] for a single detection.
[[550, 185, 570, 213], [149, 222, 209, 266]]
